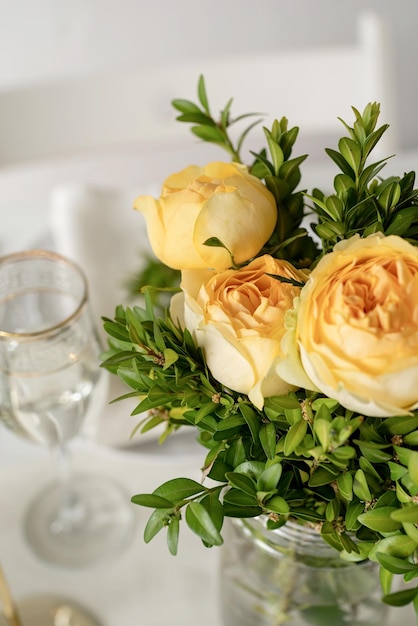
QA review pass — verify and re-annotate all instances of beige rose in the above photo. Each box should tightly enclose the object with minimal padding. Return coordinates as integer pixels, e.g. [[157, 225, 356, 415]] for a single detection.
[[134, 162, 277, 271], [175, 255, 308, 409], [281, 234, 418, 417]]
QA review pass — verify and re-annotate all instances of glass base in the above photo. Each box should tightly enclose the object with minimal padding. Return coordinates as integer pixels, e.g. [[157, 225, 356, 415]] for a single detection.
[[0, 595, 100, 626], [24, 474, 136, 567]]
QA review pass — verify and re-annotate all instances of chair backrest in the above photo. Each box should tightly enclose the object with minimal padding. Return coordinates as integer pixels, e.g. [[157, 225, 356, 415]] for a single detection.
[[0, 10, 397, 166]]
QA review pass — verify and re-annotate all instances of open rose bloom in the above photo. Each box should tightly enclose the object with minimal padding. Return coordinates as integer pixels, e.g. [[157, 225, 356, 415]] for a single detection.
[[175, 255, 308, 409], [281, 234, 418, 417]]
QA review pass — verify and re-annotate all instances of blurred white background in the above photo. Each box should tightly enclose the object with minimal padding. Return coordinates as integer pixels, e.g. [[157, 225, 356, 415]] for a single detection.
[[0, 0, 415, 146]]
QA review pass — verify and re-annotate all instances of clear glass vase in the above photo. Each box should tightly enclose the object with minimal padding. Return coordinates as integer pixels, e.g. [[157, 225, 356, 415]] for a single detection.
[[219, 517, 388, 626]]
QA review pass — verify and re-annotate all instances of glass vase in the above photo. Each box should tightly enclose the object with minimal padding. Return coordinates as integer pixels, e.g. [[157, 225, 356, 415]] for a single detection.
[[219, 516, 388, 626]]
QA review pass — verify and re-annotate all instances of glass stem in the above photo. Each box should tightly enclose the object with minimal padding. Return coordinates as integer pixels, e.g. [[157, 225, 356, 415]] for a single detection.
[[49, 443, 86, 535]]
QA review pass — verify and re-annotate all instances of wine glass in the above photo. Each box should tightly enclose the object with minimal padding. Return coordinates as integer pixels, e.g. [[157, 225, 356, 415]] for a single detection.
[[0, 249, 135, 568]]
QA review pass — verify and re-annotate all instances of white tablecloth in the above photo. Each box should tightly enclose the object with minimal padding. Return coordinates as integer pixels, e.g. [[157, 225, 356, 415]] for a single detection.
[[0, 434, 219, 626], [1, 143, 417, 625]]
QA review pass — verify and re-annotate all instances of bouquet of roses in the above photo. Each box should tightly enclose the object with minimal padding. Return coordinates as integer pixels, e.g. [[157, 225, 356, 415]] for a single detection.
[[102, 76, 418, 613]]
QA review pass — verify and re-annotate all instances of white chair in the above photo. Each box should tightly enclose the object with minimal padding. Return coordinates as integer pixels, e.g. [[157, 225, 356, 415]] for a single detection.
[[0, 11, 398, 167]]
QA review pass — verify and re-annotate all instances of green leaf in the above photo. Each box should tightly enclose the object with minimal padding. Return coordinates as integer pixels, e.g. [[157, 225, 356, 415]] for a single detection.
[[382, 586, 418, 607], [185, 501, 223, 546], [265, 394, 300, 411], [191, 125, 225, 143], [403, 522, 418, 544], [325, 147, 354, 177], [266, 495, 289, 515], [257, 463, 282, 492], [388, 461, 408, 481], [143, 509, 168, 543], [385, 205, 418, 236], [315, 220, 346, 240], [308, 465, 338, 487], [220, 97, 233, 129], [380, 414, 418, 436], [154, 478, 205, 502], [359, 455, 381, 481], [377, 180, 401, 212], [222, 502, 262, 518], [175, 111, 214, 125], [197, 74, 209, 112], [336, 471, 353, 501], [234, 461, 266, 481], [279, 154, 307, 184], [194, 401, 218, 424], [215, 415, 246, 441], [203, 236, 228, 249], [259, 422, 277, 459], [223, 488, 259, 508], [376, 552, 418, 575], [314, 418, 331, 450], [200, 493, 224, 533], [391, 505, 418, 523], [167, 516, 180, 555], [334, 173, 356, 195], [353, 469, 372, 501], [280, 125, 299, 160], [172, 98, 203, 114], [225, 437, 247, 468], [345, 501, 364, 531], [264, 128, 284, 175], [225, 472, 257, 496], [283, 419, 307, 456], [394, 445, 414, 467], [116, 366, 143, 390], [379, 566, 394, 596], [102, 320, 130, 342], [408, 450, 418, 485], [404, 431, 418, 446], [162, 348, 178, 369], [363, 123, 390, 159], [325, 195, 343, 221], [358, 507, 403, 533], [300, 604, 346, 624], [239, 404, 260, 443], [310, 397, 340, 413], [131, 494, 174, 508]]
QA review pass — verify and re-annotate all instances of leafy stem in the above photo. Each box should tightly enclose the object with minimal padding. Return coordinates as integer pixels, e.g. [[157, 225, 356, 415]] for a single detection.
[[172, 74, 263, 163], [310, 102, 418, 254]]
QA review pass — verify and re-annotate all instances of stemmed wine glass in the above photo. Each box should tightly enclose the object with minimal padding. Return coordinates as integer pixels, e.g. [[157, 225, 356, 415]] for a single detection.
[[0, 250, 135, 569]]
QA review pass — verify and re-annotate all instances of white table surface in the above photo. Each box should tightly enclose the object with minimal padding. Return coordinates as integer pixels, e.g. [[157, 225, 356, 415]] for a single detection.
[[0, 142, 417, 625]]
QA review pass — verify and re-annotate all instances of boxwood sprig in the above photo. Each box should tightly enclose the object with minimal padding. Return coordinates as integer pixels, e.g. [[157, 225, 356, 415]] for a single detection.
[[309, 102, 418, 254], [102, 297, 418, 588]]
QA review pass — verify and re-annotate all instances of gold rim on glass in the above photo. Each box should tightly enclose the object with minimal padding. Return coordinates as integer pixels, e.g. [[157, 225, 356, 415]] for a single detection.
[[0, 249, 89, 340]]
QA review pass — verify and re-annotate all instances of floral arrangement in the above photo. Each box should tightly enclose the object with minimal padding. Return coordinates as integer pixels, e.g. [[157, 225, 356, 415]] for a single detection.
[[102, 76, 418, 614]]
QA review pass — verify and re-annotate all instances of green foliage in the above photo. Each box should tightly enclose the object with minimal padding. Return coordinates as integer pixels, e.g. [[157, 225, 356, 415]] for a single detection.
[[308, 102, 418, 254], [105, 78, 418, 616], [125, 254, 181, 310], [103, 301, 418, 603], [172, 74, 262, 163]]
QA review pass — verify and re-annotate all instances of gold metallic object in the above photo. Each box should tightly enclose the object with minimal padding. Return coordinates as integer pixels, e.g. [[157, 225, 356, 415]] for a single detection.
[[0, 563, 22, 626]]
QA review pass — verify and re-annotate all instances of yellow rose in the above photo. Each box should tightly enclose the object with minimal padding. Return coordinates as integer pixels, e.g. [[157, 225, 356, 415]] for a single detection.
[[282, 234, 418, 417], [174, 255, 308, 409], [134, 162, 277, 270]]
